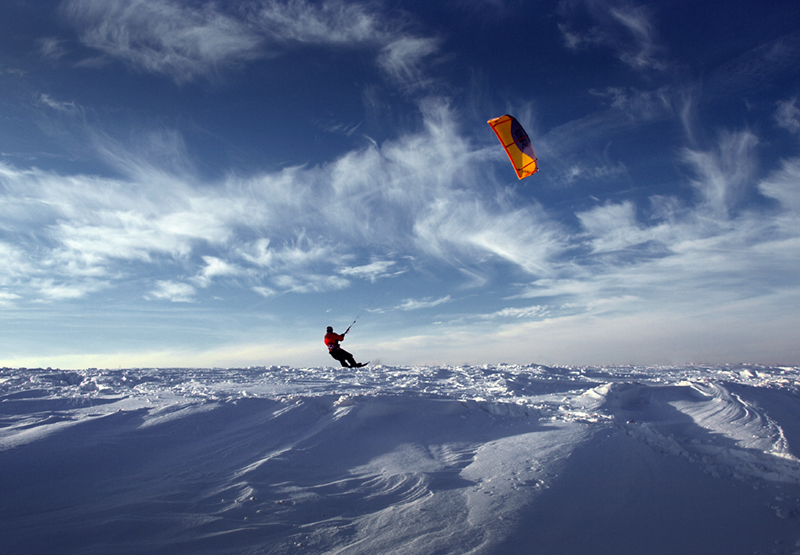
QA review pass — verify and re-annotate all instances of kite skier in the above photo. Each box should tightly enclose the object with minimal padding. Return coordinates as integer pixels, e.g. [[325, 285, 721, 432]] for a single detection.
[[325, 326, 367, 368]]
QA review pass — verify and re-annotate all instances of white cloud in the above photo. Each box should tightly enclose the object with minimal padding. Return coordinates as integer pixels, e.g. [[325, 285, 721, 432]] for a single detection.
[[4, 87, 799, 344], [37, 37, 68, 60], [395, 295, 451, 311], [38, 93, 78, 113], [148, 280, 196, 302], [253, 285, 278, 298], [486, 305, 548, 319], [6, 169, 233, 280], [705, 37, 800, 97], [591, 86, 673, 120], [558, 0, 666, 71], [0, 98, 565, 305], [339, 260, 397, 282], [64, 0, 264, 83], [272, 274, 349, 294], [607, 3, 664, 70], [537, 86, 679, 177], [252, 0, 383, 44], [562, 161, 627, 183], [91, 127, 198, 182], [577, 201, 652, 253], [63, 0, 441, 88], [193, 256, 242, 288], [681, 130, 759, 218], [32, 278, 108, 300], [255, 1, 441, 89], [377, 36, 440, 90], [0, 291, 22, 307], [501, 132, 800, 332], [760, 157, 800, 212], [239, 237, 333, 271], [776, 98, 800, 134], [0, 241, 34, 285], [415, 194, 565, 277], [0, 159, 236, 300]]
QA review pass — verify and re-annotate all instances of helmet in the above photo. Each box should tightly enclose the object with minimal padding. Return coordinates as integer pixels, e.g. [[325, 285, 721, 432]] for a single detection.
[[326, 326, 333, 332]]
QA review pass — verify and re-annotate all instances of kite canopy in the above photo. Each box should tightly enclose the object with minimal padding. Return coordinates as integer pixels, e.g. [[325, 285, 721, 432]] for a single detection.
[[487, 114, 538, 179]]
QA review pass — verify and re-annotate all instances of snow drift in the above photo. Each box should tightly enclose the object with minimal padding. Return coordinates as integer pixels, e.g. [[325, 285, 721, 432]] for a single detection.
[[2, 364, 800, 554]]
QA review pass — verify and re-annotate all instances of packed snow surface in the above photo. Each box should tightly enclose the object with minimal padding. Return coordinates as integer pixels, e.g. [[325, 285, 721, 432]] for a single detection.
[[2, 363, 800, 554]]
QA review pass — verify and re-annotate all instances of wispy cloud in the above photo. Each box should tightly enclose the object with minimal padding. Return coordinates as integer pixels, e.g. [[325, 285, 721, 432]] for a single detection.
[[37, 37, 68, 60], [515, 130, 800, 327], [681, 130, 759, 218], [759, 158, 800, 219], [32, 278, 108, 300], [415, 194, 566, 277], [339, 260, 398, 282], [485, 305, 549, 319], [576, 201, 653, 254], [3, 72, 800, 370], [0, 291, 21, 307], [395, 295, 451, 311], [38, 93, 79, 113], [606, 3, 664, 70], [0, 241, 35, 285], [558, 0, 667, 71], [252, 0, 384, 44], [705, 36, 800, 97], [64, 0, 264, 83], [377, 36, 440, 90], [148, 280, 196, 302], [252, 285, 278, 298], [591, 86, 673, 120], [2, 0, 797, 367], [192, 256, 242, 288], [238, 237, 333, 272], [63, 0, 441, 88], [562, 161, 627, 183], [537, 85, 680, 182], [254, 0, 441, 89], [0, 94, 565, 304], [272, 274, 350, 294], [776, 97, 800, 134]]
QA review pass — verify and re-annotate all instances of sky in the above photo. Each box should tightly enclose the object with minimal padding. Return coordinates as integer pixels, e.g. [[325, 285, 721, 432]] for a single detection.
[[1, 0, 800, 369]]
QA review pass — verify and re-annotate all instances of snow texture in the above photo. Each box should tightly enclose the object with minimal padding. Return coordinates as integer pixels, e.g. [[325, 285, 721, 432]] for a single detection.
[[2, 364, 800, 554]]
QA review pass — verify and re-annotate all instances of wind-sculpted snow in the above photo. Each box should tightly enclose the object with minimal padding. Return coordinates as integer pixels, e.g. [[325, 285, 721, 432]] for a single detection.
[[2, 364, 800, 554]]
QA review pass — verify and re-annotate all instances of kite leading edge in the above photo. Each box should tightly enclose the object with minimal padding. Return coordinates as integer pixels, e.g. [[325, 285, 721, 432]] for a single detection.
[[487, 114, 538, 179]]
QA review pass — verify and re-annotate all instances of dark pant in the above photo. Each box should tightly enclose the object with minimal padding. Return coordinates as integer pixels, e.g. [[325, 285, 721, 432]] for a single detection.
[[329, 348, 357, 367]]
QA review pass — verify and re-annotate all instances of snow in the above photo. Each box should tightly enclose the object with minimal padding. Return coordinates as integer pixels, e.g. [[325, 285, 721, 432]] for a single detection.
[[2, 364, 800, 554]]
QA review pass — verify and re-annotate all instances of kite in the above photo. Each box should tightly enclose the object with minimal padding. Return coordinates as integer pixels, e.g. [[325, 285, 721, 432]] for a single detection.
[[487, 114, 538, 179]]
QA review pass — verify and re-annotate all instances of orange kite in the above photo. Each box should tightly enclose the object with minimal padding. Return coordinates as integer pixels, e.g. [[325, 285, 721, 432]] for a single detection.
[[487, 114, 538, 179]]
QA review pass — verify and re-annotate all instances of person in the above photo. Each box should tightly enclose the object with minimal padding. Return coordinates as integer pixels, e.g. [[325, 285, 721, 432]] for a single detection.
[[324, 326, 363, 368]]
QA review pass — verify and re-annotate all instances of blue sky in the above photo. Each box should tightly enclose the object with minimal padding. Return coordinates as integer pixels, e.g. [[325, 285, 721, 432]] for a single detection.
[[1, 0, 800, 368]]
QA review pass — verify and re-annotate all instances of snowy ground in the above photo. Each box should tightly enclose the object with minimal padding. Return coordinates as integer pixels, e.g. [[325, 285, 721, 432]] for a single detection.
[[2, 364, 800, 554]]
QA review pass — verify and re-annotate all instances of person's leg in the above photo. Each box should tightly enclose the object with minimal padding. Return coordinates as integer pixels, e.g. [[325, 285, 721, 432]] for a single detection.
[[329, 350, 348, 367], [340, 348, 356, 367], [330, 349, 352, 367]]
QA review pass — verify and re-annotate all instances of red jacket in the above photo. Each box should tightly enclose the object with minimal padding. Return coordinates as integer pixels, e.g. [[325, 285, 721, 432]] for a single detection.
[[324, 332, 345, 351]]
